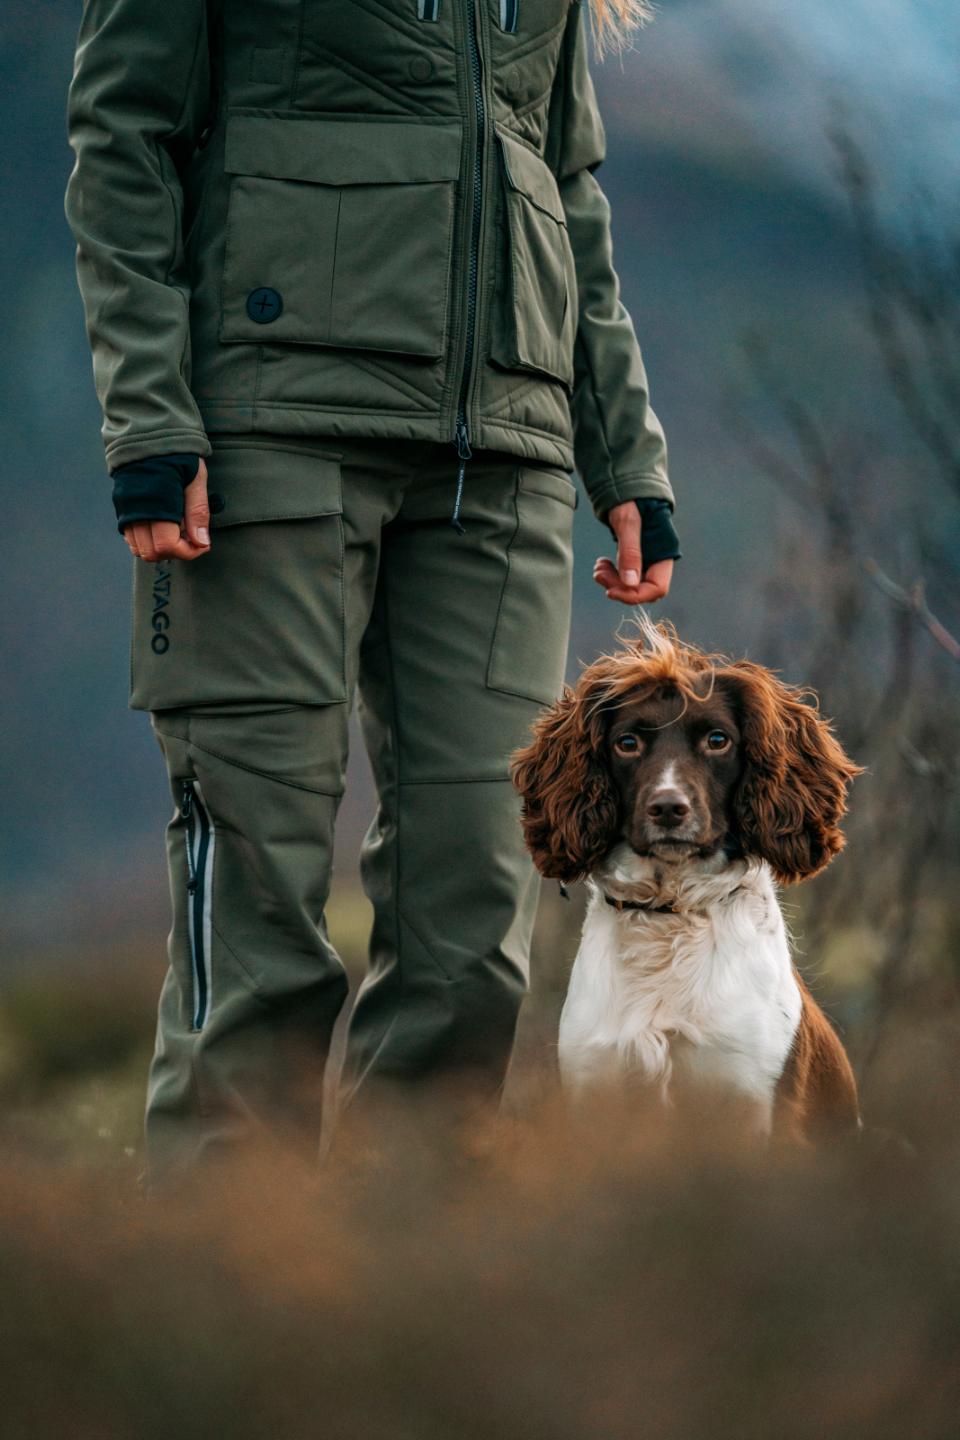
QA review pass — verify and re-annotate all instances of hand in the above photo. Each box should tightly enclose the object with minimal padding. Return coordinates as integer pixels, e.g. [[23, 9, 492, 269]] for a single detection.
[[123, 459, 211, 562], [594, 500, 673, 604]]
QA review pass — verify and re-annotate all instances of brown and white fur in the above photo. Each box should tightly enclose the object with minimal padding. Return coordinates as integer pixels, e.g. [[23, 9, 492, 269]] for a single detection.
[[511, 618, 865, 1145]]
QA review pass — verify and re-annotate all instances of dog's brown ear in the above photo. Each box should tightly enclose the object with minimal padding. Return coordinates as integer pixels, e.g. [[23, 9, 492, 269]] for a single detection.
[[510, 683, 620, 882], [721, 662, 865, 885]]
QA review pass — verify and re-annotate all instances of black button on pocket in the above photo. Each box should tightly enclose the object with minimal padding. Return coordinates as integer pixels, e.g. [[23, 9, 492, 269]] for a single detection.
[[246, 287, 283, 323], [208, 493, 226, 514]]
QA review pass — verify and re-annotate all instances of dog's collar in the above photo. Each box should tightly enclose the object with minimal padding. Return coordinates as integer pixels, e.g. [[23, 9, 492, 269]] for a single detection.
[[603, 884, 744, 916], [604, 893, 680, 914]]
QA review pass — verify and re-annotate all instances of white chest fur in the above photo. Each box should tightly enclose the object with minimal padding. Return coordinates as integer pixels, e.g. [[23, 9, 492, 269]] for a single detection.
[[557, 846, 802, 1129]]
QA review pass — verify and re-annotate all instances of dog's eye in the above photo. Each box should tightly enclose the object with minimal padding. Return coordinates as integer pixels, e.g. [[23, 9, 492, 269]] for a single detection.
[[614, 733, 643, 757], [704, 730, 731, 752]]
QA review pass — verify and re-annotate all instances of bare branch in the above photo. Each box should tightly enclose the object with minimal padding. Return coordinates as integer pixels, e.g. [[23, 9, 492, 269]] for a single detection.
[[829, 122, 960, 501], [863, 558, 960, 662]]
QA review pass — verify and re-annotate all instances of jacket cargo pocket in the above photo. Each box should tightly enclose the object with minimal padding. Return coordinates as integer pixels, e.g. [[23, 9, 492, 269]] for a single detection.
[[219, 113, 462, 358], [489, 126, 578, 391], [129, 442, 346, 711], [486, 465, 577, 707]]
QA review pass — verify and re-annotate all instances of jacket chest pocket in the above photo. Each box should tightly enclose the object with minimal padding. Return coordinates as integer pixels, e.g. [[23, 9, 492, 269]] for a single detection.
[[489, 126, 578, 391], [219, 114, 462, 359], [129, 444, 347, 711]]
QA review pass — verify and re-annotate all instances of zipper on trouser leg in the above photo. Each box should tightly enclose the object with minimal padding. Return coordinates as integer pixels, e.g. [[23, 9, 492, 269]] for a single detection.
[[180, 778, 214, 1033], [451, 0, 486, 534]]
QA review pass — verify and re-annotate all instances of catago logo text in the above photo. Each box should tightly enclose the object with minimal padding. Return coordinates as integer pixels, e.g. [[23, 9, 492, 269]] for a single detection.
[[151, 564, 173, 654]]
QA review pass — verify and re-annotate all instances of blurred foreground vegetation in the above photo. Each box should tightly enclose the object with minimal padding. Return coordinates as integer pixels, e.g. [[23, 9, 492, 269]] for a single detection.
[[1, 880, 958, 1439]]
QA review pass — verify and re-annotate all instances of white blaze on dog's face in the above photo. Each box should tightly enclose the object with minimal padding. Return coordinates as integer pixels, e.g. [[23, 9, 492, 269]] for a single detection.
[[604, 677, 744, 869]]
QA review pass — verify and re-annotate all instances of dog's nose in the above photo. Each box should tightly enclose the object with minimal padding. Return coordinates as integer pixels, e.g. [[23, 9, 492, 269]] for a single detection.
[[646, 789, 691, 828]]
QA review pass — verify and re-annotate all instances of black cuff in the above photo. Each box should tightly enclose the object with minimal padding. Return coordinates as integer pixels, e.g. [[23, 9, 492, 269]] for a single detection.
[[605, 499, 682, 566], [111, 454, 201, 535], [637, 499, 682, 565]]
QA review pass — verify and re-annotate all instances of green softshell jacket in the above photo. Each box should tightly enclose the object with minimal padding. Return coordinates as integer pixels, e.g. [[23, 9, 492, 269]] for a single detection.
[[65, 0, 674, 522]]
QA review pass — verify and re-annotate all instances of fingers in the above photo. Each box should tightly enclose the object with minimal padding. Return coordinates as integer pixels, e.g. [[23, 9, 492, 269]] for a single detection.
[[168, 533, 210, 561], [182, 458, 211, 550], [644, 560, 674, 598], [125, 522, 152, 560], [125, 521, 209, 564], [593, 557, 619, 590], [593, 557, 674, 605], [612, 503, 642, 589], [598, 500, 648, 600], [122, 459, 211, 563]]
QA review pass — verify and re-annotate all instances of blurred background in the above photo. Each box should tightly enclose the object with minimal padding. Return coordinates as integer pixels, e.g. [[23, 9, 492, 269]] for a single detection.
[[2, 0, 959, 1176]]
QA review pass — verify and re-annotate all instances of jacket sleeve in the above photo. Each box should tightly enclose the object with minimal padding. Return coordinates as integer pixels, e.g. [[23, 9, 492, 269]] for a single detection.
[[65, 0, 214, 473], [545, 0, 674, 522]]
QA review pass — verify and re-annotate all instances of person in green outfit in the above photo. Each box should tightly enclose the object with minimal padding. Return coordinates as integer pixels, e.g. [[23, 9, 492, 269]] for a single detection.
[[66, 0, 681, 1175]]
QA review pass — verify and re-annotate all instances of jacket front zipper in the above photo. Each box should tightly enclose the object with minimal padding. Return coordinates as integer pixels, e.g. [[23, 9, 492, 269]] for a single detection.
[[451, 0, 487, 534], [180, 778, 215, 1032]]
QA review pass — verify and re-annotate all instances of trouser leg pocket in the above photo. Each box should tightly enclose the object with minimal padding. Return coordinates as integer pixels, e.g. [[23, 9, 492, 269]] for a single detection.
[[485, 464, 576, 707], [145, 707, 352, 1174], [129, 442, 347, 710]]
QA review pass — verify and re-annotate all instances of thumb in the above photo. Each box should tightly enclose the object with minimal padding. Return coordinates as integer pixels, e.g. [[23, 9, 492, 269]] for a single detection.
[[183, 458, 211, 548], [613, 502, 642, 587]]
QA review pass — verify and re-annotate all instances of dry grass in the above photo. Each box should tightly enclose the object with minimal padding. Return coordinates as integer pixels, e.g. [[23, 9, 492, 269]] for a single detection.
[[1, 886, 958, 1439], [2, 1073, 959, 1440]]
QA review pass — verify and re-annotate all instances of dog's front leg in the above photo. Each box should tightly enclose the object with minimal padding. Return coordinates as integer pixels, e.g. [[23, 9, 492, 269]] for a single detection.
[[557, 937, 624, 1097]]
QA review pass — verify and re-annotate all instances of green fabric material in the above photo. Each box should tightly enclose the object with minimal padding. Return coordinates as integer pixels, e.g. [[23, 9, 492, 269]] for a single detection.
[[65, 0, 674, 521], [140, 436, 574, 1175]]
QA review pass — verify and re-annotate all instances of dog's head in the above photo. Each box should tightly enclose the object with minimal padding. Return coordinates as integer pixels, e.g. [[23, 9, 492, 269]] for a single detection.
[[510, 618, 864, 886]]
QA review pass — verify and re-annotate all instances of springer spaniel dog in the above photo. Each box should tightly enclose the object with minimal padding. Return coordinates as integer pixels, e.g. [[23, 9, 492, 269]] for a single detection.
[[511, 617, 865, 1145]]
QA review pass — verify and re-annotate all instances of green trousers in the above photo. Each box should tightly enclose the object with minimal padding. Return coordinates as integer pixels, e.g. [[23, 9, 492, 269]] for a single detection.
[[135, 436, 576, 1173]]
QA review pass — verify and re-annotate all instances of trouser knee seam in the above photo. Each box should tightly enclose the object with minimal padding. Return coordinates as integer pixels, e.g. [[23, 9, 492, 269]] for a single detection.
[[183, 737, 344, 798], [211, 918, 264, 996], [397, 904, 453, 983]]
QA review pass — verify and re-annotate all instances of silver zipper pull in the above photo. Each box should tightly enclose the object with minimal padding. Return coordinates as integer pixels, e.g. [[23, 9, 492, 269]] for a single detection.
[[180, 780, 198, 893], [452, 419, 471, 534]]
